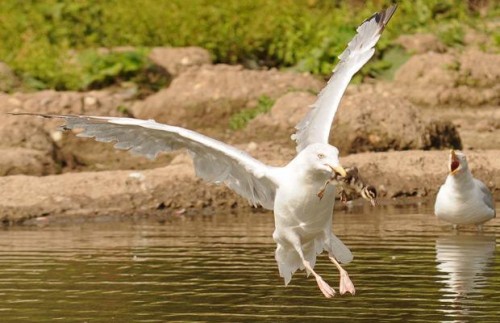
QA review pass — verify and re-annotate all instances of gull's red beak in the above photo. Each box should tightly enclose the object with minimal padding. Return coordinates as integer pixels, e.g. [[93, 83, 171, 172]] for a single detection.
[[450, 150, 460, 175]]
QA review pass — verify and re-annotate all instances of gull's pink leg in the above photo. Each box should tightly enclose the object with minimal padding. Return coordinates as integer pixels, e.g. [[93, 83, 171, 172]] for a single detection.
[[287, 231, 335, 298], [302, 260, 336, 298], [329, 256, 355, 295], [317, 179, 331, 200], [339, 190, 348, 204]]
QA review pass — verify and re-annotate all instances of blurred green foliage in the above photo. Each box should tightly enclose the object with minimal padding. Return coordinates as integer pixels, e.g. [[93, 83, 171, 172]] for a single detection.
[[0, 0, 498, 91], [229, 95, 275, 130]]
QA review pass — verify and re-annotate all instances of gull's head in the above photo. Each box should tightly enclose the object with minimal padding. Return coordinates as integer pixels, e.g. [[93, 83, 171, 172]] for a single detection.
[[300, 143, 346, 178], [449, 150, 468, 176]]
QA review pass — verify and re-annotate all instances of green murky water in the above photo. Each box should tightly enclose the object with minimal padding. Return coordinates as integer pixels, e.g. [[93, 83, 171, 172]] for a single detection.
[[0, 201, 498, 322]]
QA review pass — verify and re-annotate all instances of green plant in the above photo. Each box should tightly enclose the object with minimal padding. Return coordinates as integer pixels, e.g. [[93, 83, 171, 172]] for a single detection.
[[229, 95, 275, 130], [78, 49, 149, 89], [0, 0, 498, 91], [437, 22, 465, 46]]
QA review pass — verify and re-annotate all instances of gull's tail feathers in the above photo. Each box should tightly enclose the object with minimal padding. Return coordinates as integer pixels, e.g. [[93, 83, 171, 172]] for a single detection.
[[275, 244, 301, 286], [276, 235, 347, 285]]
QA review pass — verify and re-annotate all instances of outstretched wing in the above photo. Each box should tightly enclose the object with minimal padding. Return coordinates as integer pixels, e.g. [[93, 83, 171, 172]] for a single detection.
[[292, 5, 397, 152], [11, 113, 279, 210]]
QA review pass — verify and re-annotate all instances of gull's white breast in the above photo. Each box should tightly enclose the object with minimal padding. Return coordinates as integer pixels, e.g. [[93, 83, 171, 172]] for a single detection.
[[273, 176, 336, 239], [435, 178, 495, 225]]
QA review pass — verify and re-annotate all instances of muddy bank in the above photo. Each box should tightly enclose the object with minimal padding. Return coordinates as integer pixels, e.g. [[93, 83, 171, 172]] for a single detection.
[[1, 149, 498, 225], [1, 45, 498, 175], [0, 42, 499, 225]]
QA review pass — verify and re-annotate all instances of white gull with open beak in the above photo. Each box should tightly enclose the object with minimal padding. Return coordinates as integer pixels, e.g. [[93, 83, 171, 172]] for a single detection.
[[435, 150, 496, 230]]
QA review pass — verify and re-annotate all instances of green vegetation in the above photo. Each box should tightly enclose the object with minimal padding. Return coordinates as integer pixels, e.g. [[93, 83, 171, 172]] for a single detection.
[[229, 95, 275, 130], [0, 0, 498, 91]]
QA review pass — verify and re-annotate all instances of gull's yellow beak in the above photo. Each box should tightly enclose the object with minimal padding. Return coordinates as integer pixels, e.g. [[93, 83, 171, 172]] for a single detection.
[[330, 165, 347, 177], [450, 150, 460, 175]]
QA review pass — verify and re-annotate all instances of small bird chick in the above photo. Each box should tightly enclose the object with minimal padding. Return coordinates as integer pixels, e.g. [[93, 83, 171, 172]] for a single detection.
[[317, 166, 377, 206], [434, 150, 496, 231]]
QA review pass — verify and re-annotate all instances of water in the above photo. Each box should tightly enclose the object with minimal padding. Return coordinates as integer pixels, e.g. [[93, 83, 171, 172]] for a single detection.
[[0, 201, 498, 322]]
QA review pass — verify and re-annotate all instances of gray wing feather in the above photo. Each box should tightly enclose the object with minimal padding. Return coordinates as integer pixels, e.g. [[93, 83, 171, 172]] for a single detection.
[[475, 179, 496, 217], [12, 113, 278, 210], [292, 5, 396, 152]]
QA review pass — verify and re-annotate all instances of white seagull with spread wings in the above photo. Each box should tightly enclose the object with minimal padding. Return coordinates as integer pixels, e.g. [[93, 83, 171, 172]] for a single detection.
[[12, 5, 396, 298]]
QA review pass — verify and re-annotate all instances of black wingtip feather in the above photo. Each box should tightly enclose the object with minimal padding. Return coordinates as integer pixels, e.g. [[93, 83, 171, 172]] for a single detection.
[[8, 112, 65, 119], [365, 4, 397, 32]]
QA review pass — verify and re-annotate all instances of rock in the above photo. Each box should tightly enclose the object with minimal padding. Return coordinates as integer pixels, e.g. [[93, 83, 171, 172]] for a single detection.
[[0, 89, 172, 172], [0, 62, 18, 92], [0, 148, 58, 176], [3, 89, 134, 116], [341, 150, 499, 199], [0, 112, 59, 175], [0, 160, 248, 224], [55, 131, 173, 171], [132, 64, 323, 130], [395, 52, 456, 91], [423, 120, 462, 150], [1, 149, 497, 224], [329, 86, 462, 154], [244, 91, 316, 145], [395, 33, 446, 54], [148, 47, 212, 76], [460, 49, 500, 88], [0, 113, 55, 153], [395, 49, 500, 107], [246, 85, 462, 154], [463, 28, 492, 49]]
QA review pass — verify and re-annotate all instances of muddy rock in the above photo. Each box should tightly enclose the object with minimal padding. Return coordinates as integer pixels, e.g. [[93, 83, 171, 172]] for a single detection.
[[132, 64, 323, 130], [246, 85, 462, 154], [55, 132, 173, 172], [149, 47, 212, 76], [341, 150, 499, 199], [329, 86, 462, 154], [3, 89, 135, 116], [0, 161, 248, 224], [0, 148, 57, 176], [395, 49, 500, 107], [0, 90, 169, 172], [244, 91, 315, 145], [463, 28, 493, 50], [0, 113, 55, 152], [1, 149, 497, 224], [395, 33, 446, 54], [0, 113, 58, 175]]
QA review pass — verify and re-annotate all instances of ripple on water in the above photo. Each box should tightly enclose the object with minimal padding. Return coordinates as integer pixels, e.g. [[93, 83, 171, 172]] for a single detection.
[[0, 201, 498, 322]]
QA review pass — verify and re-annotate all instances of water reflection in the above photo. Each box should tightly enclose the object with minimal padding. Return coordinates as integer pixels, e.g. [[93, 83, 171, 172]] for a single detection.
[[0, 201, 498, 322], [435, 234, 496, 320]]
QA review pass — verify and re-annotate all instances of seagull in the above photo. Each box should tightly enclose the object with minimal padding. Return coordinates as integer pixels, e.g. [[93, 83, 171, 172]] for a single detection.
[[11, 5, 396, 298], [435, 150, 496, 231]]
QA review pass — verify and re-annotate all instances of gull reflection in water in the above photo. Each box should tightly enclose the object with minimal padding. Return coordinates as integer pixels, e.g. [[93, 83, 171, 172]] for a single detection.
[[435, 234, 496, 320]]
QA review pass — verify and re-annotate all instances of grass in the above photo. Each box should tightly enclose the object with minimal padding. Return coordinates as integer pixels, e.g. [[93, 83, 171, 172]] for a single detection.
[[229, 95, 275, 130], [0, 0, 498, 91]]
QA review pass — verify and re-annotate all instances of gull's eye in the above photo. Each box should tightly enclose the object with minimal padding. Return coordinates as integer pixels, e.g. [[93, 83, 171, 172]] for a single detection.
[[317, 153, 325, 159]]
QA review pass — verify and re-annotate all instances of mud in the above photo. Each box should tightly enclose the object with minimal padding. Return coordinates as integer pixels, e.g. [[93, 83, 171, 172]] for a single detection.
[[0, 43, 498, 224]]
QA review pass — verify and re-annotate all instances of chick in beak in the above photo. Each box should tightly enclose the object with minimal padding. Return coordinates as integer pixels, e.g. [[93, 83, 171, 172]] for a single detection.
[[317, 166, 377, 207]]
